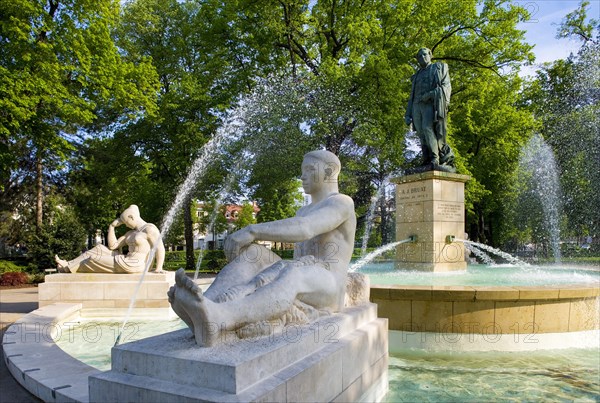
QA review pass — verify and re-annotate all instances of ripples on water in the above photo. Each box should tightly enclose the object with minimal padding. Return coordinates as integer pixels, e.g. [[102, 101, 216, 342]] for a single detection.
[[386, 348, 600, 402], [55, 319, 187, 370], [359, 262, 600, 287]]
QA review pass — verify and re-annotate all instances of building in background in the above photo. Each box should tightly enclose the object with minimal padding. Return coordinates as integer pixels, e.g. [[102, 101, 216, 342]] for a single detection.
[[193, 201, 260, 250]]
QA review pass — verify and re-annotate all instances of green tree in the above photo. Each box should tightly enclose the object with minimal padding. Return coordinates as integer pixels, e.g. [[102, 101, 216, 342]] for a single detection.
[[451, 72, 537, 244], [555, 0, 599, 45], [24, 194, 87, 271], [521, 1, 599, 242], [255, 180, 304, 223], [115, 0, 261, 269], [220, 0, 535, 246], [66, 132, 169, 247], [0, 0, 158, 233]]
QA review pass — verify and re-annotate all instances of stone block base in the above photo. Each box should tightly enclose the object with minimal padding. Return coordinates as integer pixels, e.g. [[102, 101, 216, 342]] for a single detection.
[[89, 303, 388, 402], [39, 272, 175, 311], [393, 170, 469, 272]]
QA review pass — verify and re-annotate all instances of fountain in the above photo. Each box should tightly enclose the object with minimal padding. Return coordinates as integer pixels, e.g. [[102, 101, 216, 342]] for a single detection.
[[361, 165, 598, 353], [361, 165, 598, 352], [4, 174, 598, 403], [460, 239, 529, 266], [3, 67, 600, 401], [3, 149, 388, 403], [351, 236, 416, 272]]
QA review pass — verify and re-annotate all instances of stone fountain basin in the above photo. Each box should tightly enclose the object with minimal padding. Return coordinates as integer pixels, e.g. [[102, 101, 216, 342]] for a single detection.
[[2, 271, 204, 403], [3, 304, 196, 402], [3, 281, 599, 402], [4, 302, 387, 403], [371, 283, 600, 351]]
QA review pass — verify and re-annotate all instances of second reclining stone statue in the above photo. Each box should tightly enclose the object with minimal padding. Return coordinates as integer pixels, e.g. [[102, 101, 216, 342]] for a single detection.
[[55, 205, 165, 274]]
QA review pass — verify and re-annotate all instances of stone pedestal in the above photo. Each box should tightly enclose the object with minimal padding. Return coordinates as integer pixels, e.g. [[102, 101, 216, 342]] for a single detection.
[[393, 171, 470, 272], [89, 303, 388, 403], [39, 272, 175, 313]]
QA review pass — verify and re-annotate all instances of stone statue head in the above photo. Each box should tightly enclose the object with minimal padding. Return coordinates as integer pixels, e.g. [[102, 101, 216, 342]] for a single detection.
[[416, 47, 432, 68], [305, 150, 340, 179], [301, 150, 341, 194], [120, 205, 141, 229]]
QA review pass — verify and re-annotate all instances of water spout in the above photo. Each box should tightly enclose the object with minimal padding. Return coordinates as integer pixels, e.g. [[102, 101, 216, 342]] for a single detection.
[[462, 242, 495, 265], [456, 239, 529, 266], [350, 237, 416, 272], [517, 134, 563, 263]]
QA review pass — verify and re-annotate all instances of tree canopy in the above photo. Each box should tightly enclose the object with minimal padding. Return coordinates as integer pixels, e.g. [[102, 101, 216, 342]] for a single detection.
[[2, 0, 597, 267]]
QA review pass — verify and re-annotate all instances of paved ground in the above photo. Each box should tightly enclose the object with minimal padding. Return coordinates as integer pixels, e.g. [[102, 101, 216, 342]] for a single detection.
[[1, 286, 42, 402]]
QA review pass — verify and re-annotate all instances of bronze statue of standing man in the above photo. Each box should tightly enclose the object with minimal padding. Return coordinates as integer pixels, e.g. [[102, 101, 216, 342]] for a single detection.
[[405, 47, 456, 171]]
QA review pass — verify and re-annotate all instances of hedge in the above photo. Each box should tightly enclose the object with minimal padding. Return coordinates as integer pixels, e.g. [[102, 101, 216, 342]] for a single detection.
[[0, 271, 29, 286], [0, 260, 26, 274], [163, 250, 227, 272]]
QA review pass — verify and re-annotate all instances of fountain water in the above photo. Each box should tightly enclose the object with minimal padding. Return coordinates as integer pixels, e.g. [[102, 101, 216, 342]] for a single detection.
[[464, 242, 495, 265], [358, 125, 420, 258], [459, 239, 529, 266], [352, 237, 415, 272], [517, 133, 563, 263], [192, 149, 267, 279], [360, 195, 381, 257], [115, 133, 225, 344], [193, 160, 244, 280], [360, 173, 397, 257], [116, 106, 248, 344]]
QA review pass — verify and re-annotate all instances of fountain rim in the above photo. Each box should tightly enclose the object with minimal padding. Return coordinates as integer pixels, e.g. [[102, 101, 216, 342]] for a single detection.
[[2, 303, 97, 402], [2, 303, 186, 403], [369, 282, 600, 300], [370, 281, 599, 352]]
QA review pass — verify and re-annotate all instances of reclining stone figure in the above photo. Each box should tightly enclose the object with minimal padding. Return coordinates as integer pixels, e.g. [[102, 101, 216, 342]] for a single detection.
[[168, 150, 359, 346], [55, 205, 165, 274]]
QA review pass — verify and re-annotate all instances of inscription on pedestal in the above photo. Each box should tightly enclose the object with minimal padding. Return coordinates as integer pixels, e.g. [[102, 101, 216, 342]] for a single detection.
[[397, 185, 430, 201], [436, 202, 462, 221]]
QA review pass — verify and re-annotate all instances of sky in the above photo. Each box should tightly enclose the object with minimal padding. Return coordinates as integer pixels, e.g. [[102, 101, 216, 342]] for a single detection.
[[517, 0, 599, 77]]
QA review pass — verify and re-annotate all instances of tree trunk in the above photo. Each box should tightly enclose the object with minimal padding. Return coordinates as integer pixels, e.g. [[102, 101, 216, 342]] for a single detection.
[[477, 207, 487, 244], [183, 198, 196, 271], [35, 149, 44, 232]]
